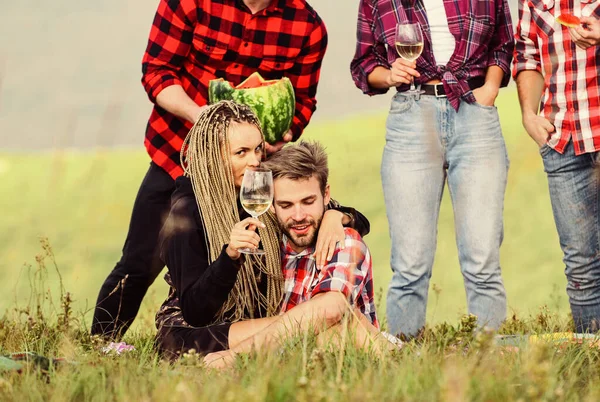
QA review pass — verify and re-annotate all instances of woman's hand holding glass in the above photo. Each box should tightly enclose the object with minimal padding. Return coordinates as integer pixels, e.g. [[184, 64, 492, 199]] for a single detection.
[[387, 58, 420, 88], [225, 217, 266, 260]]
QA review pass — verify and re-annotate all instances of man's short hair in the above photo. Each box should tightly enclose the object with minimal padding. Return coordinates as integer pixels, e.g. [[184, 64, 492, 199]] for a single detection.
[[263, 141, 329, 195]]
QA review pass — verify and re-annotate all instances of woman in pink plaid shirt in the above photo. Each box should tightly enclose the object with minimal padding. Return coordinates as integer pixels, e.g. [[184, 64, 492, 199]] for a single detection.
[[351, 0, 514, 338]]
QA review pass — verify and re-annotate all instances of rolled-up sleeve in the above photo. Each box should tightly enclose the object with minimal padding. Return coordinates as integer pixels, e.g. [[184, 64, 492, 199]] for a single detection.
[[512, 0, 542, 78], [350, 0, 390, 96], [487, 0, 515, 87], [141, 0, 197, 103]]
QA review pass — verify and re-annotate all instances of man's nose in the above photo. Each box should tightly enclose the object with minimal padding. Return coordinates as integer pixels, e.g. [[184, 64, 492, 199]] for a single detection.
[[292, 206, 306, 221]]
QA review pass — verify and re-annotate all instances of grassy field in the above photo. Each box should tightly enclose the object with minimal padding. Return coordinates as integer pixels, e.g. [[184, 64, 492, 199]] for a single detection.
[[0, 89, 567, 331], [3, 89, 596, 401]]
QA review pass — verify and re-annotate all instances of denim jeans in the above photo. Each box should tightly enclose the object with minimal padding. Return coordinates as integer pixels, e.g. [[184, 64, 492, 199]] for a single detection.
[[541, 142, 600, 333], [382, 93, 508, 337]]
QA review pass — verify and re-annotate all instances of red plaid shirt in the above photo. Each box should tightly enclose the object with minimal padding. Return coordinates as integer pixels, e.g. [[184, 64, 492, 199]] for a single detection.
[[141, 0, 327, 179], [280, 228, 378, 327], [351, 0, 514, 110], [513, 0, 600, 155]]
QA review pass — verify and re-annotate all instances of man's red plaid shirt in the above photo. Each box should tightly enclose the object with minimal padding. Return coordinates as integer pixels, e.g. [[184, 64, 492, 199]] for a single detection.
[[513, 0, 600, 154], [141, 0, 327, 178], [279, 228, 379, 327]]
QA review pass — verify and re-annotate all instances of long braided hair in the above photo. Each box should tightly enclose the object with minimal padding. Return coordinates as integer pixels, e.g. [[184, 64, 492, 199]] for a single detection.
[[180, 101, 283, 323]]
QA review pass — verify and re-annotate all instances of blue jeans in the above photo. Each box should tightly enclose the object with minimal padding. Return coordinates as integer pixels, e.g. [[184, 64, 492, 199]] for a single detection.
[[541, 142, 600, 333], [382, 93, 508, 337]]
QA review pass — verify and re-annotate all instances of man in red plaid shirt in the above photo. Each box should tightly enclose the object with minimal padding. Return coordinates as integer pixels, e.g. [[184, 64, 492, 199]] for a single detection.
[[268, 141, 378, 328], [271, 144, 378, 327], [92, 0, 327, 338], [514, 1, 600, 333]]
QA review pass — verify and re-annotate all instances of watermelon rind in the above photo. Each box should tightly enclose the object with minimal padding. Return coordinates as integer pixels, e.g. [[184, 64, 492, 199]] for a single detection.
[[208, 73, 295, 144]]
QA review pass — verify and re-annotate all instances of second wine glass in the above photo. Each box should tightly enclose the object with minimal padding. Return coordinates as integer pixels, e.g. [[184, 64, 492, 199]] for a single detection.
[[239, 167, 274, 255], [394, 22, 425, 95]]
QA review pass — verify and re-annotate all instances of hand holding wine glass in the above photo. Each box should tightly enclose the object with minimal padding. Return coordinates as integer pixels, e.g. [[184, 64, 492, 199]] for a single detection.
[[394, 22, 424, 95], [238, 167, 274, 255]]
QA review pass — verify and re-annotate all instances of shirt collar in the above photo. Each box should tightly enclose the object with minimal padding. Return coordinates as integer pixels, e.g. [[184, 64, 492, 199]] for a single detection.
[[233, 0, 286, 15], [281, 234, 314, 258]]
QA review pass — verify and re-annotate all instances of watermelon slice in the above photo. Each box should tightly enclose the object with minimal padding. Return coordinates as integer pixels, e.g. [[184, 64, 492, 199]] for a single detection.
[[208, 72, 295, 144], [556, 13, 581, 28]]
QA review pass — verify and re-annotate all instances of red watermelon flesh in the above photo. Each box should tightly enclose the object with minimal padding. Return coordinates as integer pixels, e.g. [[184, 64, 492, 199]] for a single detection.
[[556, 14, 581, 28], [235, 74, 278, 89]]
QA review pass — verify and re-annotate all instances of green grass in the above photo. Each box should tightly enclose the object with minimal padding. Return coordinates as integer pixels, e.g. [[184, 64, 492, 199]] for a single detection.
[[0, 89, 567, 331], [1, 89, 597, 400]]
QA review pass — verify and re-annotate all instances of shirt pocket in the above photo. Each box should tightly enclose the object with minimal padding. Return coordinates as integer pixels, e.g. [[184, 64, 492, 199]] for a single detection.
[[258, 57, 295, 80], [464, 12, 495, 44], [528, 0, 556, 38], [192, 26, 229, 67]]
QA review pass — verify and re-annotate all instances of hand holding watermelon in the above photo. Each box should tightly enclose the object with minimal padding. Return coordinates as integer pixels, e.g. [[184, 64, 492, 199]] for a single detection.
[[208, 72, 296, 146]]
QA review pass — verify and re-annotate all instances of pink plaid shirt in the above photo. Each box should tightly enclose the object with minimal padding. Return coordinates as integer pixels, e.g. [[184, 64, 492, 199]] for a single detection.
[[351, 0, 514, 110], [280, 228, 378, 327], [513, 0, 600, 155]]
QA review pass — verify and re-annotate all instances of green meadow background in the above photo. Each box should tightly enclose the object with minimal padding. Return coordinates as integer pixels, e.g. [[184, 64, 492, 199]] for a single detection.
[[0, 89, 567, 333], [0, 0, 560, 334]]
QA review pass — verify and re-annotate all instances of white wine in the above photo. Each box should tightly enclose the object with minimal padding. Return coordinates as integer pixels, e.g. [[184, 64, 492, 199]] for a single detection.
[[241, 198, 271, 216], [395, 42, 423, 61]]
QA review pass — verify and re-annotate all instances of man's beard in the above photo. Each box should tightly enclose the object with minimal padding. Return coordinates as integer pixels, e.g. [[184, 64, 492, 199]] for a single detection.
[[279, 215, 323, 249]]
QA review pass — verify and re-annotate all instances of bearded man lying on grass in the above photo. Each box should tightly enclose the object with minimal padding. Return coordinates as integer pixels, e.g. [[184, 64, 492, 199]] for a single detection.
[[204, 142, 401, 368]]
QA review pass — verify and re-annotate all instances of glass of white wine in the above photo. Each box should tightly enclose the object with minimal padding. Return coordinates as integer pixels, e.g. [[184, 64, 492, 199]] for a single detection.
[[239, 167, 274, 255], [395, 22, 425, 95]]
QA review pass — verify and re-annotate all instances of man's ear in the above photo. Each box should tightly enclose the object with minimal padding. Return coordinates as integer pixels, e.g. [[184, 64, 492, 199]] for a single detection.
[[323, 183, 331, 205]]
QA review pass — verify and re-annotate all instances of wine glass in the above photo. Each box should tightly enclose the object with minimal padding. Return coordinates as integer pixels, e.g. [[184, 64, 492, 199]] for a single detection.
[[394, 22, 425, 95], [239, 167, 274, 255]]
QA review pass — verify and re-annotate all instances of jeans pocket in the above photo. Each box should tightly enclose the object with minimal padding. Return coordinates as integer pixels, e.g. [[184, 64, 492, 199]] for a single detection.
[[389, 93, 414, 115], [471, 100, 497, 111], [539, 143, 552, 157]]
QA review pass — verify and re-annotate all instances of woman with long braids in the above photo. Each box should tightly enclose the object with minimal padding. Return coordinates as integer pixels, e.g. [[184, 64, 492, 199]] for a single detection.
[[156, 101, 369, 358]]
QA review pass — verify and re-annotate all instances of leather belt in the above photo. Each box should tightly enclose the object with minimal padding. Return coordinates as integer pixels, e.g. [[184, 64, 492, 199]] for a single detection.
[[420, 77, 486, 98]]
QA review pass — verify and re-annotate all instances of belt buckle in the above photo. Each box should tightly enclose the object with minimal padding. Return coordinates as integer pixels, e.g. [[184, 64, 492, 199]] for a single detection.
[[434, 84, 446, 98]]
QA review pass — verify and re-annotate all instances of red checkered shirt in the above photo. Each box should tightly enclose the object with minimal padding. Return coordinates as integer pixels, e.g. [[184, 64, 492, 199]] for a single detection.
[[280, 228, 379, 327], [141, 0, 328, 179], [513, 0, 600, 155], [351, 0, 514, 110]]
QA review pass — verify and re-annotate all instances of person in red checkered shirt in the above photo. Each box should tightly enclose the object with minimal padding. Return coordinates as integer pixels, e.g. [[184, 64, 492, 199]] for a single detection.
[[514, 1, 600, 333], [91, 0, 328, 339], [203, 141, 401, 369]]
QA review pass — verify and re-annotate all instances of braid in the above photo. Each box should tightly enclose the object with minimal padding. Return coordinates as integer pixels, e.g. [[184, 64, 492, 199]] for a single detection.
[[180, 100, 283, 322]]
